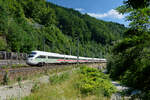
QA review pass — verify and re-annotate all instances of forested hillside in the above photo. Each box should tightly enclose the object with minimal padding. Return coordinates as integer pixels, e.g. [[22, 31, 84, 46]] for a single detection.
[[0, 0, 126, 57]]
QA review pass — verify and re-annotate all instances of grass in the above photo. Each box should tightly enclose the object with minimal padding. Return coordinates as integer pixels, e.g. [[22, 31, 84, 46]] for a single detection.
[[49, 72, 70, 85], [21, 66, 110, 100]]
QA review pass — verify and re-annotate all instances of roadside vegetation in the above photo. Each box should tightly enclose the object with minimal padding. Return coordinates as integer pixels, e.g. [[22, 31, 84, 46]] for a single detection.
[[22, 66, 116, 100]]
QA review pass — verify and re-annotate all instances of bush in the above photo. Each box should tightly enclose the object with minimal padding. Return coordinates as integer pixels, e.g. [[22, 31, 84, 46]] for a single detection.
[[76, 66, 116, 97]]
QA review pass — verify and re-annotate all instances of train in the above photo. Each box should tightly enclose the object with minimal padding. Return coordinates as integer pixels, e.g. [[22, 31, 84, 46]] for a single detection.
[[26, 50, 107, 66]]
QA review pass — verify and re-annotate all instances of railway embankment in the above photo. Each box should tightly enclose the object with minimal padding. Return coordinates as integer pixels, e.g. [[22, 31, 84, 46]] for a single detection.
[[0, 62, 106, 84], [0, 65, 78, 100], [0, 64, 72, 84], [0, 63, 107, 100]]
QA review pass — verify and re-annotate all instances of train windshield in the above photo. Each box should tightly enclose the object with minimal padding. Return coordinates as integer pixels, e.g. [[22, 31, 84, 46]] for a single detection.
[[31, 52, 37, 55], [28, 52, 37, 58], [28, 54, 34, 58]]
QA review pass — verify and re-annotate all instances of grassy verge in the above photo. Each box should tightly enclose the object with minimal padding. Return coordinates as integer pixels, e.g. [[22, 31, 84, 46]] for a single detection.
[[22, 66, 116, 100], [0, 64, 28, 69]]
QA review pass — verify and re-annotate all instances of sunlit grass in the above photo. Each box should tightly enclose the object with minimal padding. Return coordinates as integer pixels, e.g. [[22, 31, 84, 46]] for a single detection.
[[22, 68, 109, 100]]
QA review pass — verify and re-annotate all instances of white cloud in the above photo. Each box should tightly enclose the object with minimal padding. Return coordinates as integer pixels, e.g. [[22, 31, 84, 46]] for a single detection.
[[87, 9, 124, 19], [75, 8, 85, 12]]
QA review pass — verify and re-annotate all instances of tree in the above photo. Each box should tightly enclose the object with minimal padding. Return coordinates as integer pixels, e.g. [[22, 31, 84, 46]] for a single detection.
[[124, 0, 150, 9], [108, 0, 150, 98]]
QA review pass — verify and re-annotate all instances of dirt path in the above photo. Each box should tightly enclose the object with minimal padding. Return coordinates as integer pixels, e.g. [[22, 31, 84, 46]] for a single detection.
[[111, 81, 130, 100]]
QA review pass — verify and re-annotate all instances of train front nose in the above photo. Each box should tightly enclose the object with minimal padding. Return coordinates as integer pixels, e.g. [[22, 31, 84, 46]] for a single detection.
[[26, 58, 33, 65], [26, 57, 38, 66]]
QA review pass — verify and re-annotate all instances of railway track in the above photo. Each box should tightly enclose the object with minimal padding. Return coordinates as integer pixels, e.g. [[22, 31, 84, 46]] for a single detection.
[[0, 64, 69, 74], [0, 67, 40, 74], [0, 61, 106, 74]]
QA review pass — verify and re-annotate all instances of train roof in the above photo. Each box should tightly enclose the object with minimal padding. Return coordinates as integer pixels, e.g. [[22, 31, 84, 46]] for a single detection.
[[32, 51, 77, 58]]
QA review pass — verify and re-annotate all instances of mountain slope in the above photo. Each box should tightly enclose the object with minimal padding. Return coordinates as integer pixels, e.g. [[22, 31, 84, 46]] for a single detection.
[[0, 0, 126, 57]]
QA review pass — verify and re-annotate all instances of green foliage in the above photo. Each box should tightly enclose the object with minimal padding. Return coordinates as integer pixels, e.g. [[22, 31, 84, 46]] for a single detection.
[[76, 66, 116, 97], [0, 0, 125, 57], [124, 0, 150, 9], [49, 72, 69, 85], [22, 67, 108, 100], [0, 37, 7, 50], [11, 64, 25, 68], [108, 1, 150, 98], [31, 82, 40, 93], [108, 29, 150, 87], [1, 65, 8, 69]]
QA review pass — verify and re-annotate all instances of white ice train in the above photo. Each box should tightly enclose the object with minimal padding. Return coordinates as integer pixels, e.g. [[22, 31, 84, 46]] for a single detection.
[[26, 50, 106, 66]]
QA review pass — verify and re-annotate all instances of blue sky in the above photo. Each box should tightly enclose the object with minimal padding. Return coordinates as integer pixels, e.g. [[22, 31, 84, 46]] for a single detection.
[[47, 0, 129, 26]]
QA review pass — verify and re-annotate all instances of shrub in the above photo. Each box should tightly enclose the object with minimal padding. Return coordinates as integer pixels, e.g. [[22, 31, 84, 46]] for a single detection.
[[76, 66, 116, 97]]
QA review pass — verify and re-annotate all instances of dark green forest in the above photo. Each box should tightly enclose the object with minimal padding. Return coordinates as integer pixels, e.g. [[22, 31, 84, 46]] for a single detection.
[[0, 0, 126, 57]]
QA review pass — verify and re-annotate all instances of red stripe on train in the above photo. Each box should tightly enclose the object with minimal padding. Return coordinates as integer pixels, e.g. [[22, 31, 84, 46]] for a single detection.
[[57, 59, 88, 62]]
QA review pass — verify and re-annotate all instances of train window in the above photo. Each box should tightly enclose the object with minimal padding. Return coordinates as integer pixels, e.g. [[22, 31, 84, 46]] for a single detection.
[[48, 56, 64, 59], [48, 56, 54, 59], [37, 55, 46, 59], [28, 54, 34, 58], [28, 52, 37, 58], [48, 56, 56, 59]]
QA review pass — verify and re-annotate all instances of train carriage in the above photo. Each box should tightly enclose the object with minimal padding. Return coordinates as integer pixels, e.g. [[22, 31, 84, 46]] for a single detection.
[[26, 50, 106, 66]]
